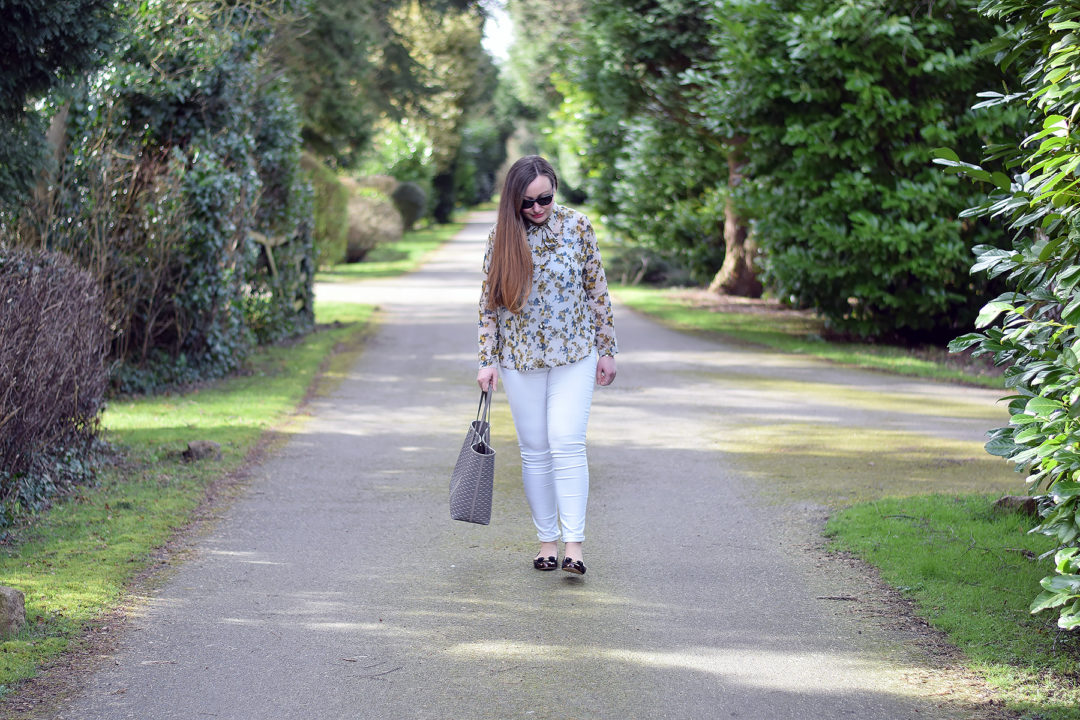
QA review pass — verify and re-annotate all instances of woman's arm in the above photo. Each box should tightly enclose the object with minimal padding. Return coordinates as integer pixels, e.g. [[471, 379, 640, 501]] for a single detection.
[[478, 228, 500, 388], [580, 217, 618, 364]]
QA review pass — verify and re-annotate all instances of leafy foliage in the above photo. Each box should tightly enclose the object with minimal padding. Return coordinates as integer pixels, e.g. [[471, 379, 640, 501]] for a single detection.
[[537, 0, 1021, 338], [361, 119, 436, 206], [943, 1, 1080, 630], [503, 0, 588, 196], [12, 1, 314, 393], [566, 0, 732, 282], [0, 0, 121, 207], [727, 0, 1020, 340], [600, 118, 727, 284], [272, 3, 380, 167], [387, 0, 493, 220], [301, 152, 350, 268], [0, 247, 108, 524], [454, 115, 507, 207]]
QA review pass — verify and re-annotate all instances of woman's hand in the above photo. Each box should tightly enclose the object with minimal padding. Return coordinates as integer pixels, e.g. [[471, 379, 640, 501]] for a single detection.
[[477, 366, 499, 392], [596, 356, 617, 386]]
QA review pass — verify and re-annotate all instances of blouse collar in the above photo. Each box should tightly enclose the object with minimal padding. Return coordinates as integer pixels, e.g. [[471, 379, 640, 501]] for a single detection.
[[526, 203, 564, 238]]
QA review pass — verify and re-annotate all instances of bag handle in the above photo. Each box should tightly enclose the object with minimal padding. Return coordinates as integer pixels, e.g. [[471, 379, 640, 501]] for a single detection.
[[475, 389, 492, 442]]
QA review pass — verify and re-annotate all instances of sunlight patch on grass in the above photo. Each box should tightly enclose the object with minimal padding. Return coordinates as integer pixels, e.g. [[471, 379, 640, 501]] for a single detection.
[[714, 422, 1018, 507]]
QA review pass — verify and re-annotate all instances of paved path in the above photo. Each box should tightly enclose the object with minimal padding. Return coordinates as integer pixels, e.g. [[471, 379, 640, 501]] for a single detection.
[[49, 211, 1007, 719]]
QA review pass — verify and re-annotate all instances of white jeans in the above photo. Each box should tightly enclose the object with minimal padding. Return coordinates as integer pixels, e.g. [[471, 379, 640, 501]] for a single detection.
[[500, 350, 598, 543]]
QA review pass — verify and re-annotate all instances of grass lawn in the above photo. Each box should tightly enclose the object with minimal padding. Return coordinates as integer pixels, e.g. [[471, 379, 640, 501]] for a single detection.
[[0, 214, 463, 700], [315, 221, 465, 282], [0, 300, 374, 697], [607, 274, 1077, 717], [612, 284, 1003, 388], [828, 496, 1080, 719]]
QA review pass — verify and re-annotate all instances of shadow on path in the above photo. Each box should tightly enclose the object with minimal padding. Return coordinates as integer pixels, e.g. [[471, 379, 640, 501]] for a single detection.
[[47, 211, 1007, 720]]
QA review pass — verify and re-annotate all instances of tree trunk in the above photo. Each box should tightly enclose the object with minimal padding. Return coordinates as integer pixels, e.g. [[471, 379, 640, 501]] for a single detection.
[[432, 167, 457, 224], [708, 139, 762, 297], [21, 104, 70, 247]]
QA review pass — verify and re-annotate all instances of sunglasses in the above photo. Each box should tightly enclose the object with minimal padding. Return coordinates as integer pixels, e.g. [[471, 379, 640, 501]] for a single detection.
[[520, 194, 554, 210]]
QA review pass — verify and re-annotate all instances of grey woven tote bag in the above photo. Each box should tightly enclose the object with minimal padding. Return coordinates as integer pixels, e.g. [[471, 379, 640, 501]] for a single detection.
[[449, 389, 495, 524]]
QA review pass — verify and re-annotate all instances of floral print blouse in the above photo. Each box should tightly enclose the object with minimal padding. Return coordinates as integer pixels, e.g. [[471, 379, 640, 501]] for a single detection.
[[478, 204, 618, 371]]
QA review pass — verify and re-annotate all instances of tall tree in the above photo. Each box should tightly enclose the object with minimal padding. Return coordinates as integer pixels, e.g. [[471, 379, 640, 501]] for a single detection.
[[274, 0, 487, 173], [389, 0, 488, 220], [717, 0, 1020, 339], [273, 3, 381, 166], [501, 0, 588, 195], [0, 0, 121, 208], [573, 0, 733, 285], [566, 0, 1021, 337]]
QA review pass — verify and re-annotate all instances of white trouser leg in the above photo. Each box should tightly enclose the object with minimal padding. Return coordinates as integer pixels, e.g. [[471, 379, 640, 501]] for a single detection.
[[500, 351, 597, 543]]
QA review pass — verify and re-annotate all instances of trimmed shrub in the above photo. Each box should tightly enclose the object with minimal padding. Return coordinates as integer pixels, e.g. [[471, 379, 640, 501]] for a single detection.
[[391, 181, 427, 231], [343, 182, 403, 262], [300, 152, 348, 268], [355, 174, 400, 196], [0, 246, 108, 523]]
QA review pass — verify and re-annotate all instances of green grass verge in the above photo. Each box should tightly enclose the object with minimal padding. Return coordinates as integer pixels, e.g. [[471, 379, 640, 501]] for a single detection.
[[316, 221, 465, 282], [612, 284, 1003, 388], [827, 495, 1080, 719], [0, 300, 374, 696]]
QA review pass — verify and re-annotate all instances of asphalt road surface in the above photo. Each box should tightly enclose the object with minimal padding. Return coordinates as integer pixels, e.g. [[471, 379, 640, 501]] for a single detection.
[[46, 211, 1006, 720]]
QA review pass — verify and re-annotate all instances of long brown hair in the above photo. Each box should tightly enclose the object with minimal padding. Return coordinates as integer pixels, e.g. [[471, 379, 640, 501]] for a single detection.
[[486, 155, 558, 313]]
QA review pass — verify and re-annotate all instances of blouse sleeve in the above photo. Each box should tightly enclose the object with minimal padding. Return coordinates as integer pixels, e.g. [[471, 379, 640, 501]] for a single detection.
[[581, 218, 618, 358], [478, 228, 500, 368]]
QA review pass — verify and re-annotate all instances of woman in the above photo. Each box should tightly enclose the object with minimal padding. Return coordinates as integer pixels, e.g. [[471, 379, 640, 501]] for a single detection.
[[476, 155, 617, 576]]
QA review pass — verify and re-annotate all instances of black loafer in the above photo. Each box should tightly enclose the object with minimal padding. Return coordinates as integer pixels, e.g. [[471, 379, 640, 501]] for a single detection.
[[561, 557, 586, 575], [533, 555, 558, 571]]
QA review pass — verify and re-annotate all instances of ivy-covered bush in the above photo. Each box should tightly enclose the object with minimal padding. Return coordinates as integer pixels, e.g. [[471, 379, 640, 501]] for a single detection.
[[245, 81, 315, 346], [943, 1, 1080, 631], [301, 152, 349, 268], [14, 1, 313, 392], [0, 246, 108, 524]]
